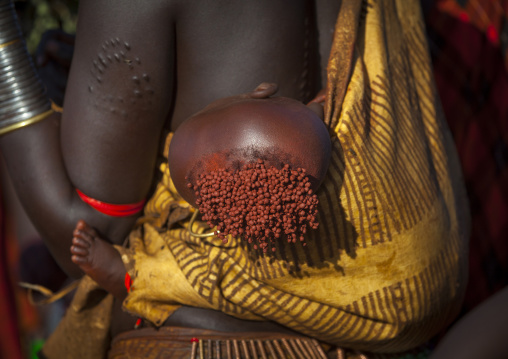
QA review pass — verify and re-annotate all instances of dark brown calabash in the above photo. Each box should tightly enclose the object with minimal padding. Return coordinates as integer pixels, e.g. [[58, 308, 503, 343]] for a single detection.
[[168, 96, 331, 207]]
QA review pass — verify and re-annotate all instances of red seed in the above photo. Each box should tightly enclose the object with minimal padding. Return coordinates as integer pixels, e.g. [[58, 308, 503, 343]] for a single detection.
[[187, 159, 319, 251]]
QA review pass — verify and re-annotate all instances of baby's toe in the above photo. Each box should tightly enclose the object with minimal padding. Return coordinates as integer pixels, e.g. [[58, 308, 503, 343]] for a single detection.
[[72, 235, 91, 248], [70, 244, 88, 256]]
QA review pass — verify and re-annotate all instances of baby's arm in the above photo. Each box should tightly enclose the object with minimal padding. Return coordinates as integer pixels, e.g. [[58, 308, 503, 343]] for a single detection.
[[70, 220, 127, 300]]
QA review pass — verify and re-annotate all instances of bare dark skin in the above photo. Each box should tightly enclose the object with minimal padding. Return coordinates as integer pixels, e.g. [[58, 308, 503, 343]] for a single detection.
[[429, 287, 508, 359], [71, 217, 303, 335], [71, 86, 327, 335], [71, 220, 127, 301], [1, 0, 339, 339]]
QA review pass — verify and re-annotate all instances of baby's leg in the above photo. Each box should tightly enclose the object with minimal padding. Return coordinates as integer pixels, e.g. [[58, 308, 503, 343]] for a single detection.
[[70, 220, 127, 300]]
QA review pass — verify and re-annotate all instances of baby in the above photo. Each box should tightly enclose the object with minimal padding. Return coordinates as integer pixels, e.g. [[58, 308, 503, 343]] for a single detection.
[[71, 83, 330, 298]]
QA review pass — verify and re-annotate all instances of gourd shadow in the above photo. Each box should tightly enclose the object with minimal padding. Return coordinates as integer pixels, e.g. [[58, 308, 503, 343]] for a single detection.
[[247, 137, 359, 279]]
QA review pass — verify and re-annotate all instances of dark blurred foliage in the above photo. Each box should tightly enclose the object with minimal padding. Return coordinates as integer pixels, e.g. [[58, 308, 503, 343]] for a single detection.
[[14, 0, 78, 54], [14, 1, 78, 105]]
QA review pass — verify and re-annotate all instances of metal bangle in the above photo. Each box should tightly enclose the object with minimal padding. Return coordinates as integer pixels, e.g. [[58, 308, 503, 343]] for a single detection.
[[0, 38, 18, 49], [0, 0, 52, 135], [0, 108, 54, 136]]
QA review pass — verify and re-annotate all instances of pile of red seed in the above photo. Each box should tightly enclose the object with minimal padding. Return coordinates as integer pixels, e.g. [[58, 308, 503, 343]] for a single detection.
[[188, 159, 319, 252]]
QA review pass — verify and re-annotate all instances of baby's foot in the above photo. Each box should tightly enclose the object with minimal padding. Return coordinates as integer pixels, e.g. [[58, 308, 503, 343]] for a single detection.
[[70, 220, 127, 299], [71, 220, 105, 274]]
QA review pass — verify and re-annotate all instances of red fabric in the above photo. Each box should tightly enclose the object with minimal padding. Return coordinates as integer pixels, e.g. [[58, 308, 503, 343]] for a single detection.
[[435, 0, 508, 45], [426, 1, 508, 312], [76, 189, 146, 217], [433, 0, 508, 68], [0, 187, 23, 359]]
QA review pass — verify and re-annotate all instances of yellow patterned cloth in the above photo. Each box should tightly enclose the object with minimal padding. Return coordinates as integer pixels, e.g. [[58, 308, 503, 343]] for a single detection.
[[121, 0, 469, 354]]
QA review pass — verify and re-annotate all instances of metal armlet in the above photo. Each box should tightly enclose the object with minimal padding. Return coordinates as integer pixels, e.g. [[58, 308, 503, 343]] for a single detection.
[[0, 0, 52, 135], [0, 108, 54, 136]]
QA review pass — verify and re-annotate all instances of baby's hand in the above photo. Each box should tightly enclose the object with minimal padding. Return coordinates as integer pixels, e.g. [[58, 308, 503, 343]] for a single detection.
[[307, 88, 326, 121]]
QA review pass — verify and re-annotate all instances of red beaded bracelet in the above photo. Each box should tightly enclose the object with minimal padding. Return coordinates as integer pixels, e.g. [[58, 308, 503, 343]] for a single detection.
[[76, 189, 146, 217]]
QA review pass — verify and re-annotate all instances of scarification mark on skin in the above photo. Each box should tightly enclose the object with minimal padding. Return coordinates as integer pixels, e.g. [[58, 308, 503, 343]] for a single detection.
[[88, 37, 155, 119]]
